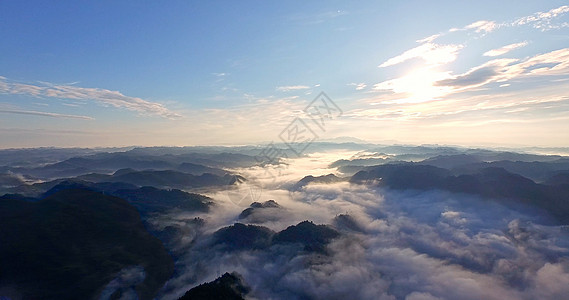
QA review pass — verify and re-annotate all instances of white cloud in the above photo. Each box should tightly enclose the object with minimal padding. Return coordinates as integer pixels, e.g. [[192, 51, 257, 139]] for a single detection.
[[348, 83, 367, 90], [378, 43, 463, 68], [465, 20, 498, 33], [513, 5, 569, 30], [483, 41, 529, 57], [412, 5, 568, 56], [373, 67, 453, 103], [370, 6, 569, 107], [519, 47, 569, 76], [157, 152, 569, 300], [0, 109, 94, 120], [416, 34, 441, 43], [438, 48, 569, 91], [0, 77, 181, 119], [372, 47, 569, 108], [276, 85, 311, 92]]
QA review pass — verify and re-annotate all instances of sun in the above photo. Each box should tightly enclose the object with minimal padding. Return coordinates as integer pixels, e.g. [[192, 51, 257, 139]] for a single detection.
[[376, 67, 453, 104]]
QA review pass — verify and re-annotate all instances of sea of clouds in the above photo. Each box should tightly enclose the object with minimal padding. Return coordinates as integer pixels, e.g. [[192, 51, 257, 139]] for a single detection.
[[153, 152, 569, 300]]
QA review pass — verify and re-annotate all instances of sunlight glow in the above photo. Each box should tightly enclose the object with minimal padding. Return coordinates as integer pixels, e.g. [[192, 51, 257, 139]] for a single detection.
[[374, 67, 452, 103]]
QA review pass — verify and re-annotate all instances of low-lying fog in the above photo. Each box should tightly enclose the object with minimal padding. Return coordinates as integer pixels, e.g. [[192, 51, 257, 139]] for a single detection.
[[151, 151, 569, 300]]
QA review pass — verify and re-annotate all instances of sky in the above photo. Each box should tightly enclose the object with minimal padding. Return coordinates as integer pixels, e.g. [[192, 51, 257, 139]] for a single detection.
[[1, 0, 569, 148]]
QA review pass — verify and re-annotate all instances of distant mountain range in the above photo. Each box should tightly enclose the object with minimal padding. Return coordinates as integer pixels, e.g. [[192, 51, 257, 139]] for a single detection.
[[5, 170, 244, 197], [0, 149, 258, 181], [293, 174, 345, 190], [350, 163, 569, 224], [2, 144, 569, 299]]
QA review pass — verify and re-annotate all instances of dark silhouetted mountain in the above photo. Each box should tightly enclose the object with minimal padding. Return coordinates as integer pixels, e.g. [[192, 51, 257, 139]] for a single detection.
[[7, 178, 87, 197], [293, 174, 344, 190], [0, 188, 174, 300], [211, 221, 340, 253], [41, 179, 98, 197], [112, 186, 213, 215], [212, 223, 275, 250], [329, 147, 566, 174], [336, 165, 370, 176], [0, 173, 25, 187], [74, 170, 236, 190], [224, 174, 247, 185], [452, 159, 569, 182], [351, 163, 569, 224], [176, 162, 226, 176], [478, 151, 564, 162], [126, 148, 260, 168], [38, 181, 212, 216], [8, 178, 138, 198], [273, 221, 340, 252], [419, 154, 482, 170], [350, 164, 450, 190], [0, 193, 37, 202], [91, 181, 139, 192], [0, 147, 127, 168], [116, 170, 239, 189], [332, 214, 366, 233], [32, 152, 173, 178], [545, 172, 569, 186], [366, 146, 565, 162], [365, 145, 463, 158], [8, 169, 236, 197], [330, 157, 391, 168], [113, 167, 138, 176], [3, 150, 230, 180], [178, 272, 250, 300], [110, 170, 216, 188], [158, 217, 206, 252], [238, 200, 282, 220]]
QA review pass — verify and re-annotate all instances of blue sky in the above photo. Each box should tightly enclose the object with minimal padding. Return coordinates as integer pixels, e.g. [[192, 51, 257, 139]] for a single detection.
[[1, 1, 568, 148]]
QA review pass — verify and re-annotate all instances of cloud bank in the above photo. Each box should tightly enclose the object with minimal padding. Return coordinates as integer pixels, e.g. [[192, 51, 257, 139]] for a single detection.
[[151, 153, 569, 300], [378, 43, 463, 68], [371, 5, 569, 105], [0, 77, 181, 119]]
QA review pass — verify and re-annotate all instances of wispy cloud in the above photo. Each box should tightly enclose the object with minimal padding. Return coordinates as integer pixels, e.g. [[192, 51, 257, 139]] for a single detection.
[[465, 20, 498, 33], [378, 43, 463, 68], [512, 5, 569, 30], [0, 109, 94, 120], [437, 48, 569, 90], [0, 77, 181, 119], [212, 72, 229, 83], [348, 83, 367, 90], [416, 34, 441, 43], [276, 85, 311, 92], [373, 47, 569, 104], [483, 41, 529, 57], [371, 5, 569, 105], [416, 5, 569, 44], [435, 59, 516, 89]]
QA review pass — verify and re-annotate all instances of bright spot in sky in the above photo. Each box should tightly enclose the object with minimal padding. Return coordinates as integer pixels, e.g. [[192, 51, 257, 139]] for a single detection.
[[375, 67, 452, 103]]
